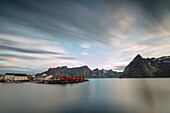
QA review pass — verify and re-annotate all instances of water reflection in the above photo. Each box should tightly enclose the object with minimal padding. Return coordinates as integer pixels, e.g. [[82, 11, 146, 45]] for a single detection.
[[0, 79, 170, 113]]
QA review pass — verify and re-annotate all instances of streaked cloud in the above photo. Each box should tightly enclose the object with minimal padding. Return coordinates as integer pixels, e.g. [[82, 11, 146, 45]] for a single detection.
[[0, 53, 47, 60], [119, 16, 135, 30], [0, 58, 21, 62], [122, 45, 147, 52], [146, 52, 161, 57], [82, 52, 88, 55], [0, 42, 64, 55], [81, 44, 91, 48], [0, 0, 170, 73], [0, 64, 11, 67]]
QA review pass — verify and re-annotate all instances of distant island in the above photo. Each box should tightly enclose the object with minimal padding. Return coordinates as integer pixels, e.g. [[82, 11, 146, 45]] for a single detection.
[[36, 66, 122, 78], [37, 54, 170, 78]]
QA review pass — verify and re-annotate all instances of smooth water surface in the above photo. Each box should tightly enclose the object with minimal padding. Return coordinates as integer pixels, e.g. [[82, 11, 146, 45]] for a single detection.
[[0, 78, 170, 113]]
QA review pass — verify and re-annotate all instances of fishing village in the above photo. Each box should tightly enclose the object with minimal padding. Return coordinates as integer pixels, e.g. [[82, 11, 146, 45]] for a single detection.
[[0, 73, 88, 84]]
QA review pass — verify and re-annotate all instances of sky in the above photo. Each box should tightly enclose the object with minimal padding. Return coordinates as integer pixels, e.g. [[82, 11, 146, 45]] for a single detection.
[[0, 0, 170, 74]]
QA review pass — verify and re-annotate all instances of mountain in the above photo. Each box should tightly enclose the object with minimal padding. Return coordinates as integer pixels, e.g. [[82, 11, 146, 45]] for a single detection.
[[104, 69, 122, 78], [122, 54, 170, 78], [91, 68, 122, 78], [92, 68, 106, 78], [38, 66, 122, 78], [42, 65, 93, 77]]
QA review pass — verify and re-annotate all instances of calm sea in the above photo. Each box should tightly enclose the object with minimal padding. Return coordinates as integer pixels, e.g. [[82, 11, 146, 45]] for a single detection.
[[0, 78, 170, 113]]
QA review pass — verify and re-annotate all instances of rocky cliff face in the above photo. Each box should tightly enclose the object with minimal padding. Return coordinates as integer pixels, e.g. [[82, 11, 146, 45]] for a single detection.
[[122, 54, 170, 78], [39, 66, 122, 78]]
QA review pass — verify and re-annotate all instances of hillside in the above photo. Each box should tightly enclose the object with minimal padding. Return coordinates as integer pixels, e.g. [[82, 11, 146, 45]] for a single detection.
[[122, 54, 170, 78], [38, 66, 122, 78]]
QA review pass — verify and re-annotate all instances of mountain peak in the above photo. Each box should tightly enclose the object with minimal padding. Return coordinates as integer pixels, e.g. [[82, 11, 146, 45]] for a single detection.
[[80, 65, 89, 68], [133, 54, 142, 61], [122, 54, 158, 78], [136, 54, 142, 58]]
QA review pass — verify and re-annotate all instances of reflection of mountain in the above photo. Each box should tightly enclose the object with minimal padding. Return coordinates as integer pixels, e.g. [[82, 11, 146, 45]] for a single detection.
[[122, 54, 170, 78], [38, 66, 122, 78]]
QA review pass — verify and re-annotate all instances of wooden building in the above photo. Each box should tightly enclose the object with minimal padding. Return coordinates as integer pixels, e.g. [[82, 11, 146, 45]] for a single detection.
[[60, 76, 68, 83], [69, 76, 75, 81], [80, 76, 84, 81], [60, 76, 68, 81], [4, 73, 28, 83], [75, 76, 79, 82]]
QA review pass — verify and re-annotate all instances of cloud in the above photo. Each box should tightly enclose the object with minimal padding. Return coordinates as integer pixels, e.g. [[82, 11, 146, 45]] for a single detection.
[[0, 0, 140, 47], [0, 0, 169, 47], [0, 0, 170, 73], [81, 44, 91, 48], [132, 0, 170, 22], [165, 54, 170, 56], [0, 0, 169, 48], [43, 59, 85, 70], [82, 52, 88, 55], [0, 63, 48, 74], [0, 64, 11, 67], [0, 34, 81, 73], [0, 44, 63, 55], [141, 30, 170, 41], [56, 56, 77, 60], [0, 53, 46, 60], [122, 45, 147, 51], [0, 58, 21, 62], [146, 52, 161, 57], [119, 16, 135, 30]]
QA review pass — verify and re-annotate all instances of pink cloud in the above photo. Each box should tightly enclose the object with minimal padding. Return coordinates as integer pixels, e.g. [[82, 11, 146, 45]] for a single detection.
[[0, 64, 11, 67], [81, 44, 91, 48], [147, 52, 161, 56], [82, 52, 88, 55], [122, 45, 147, 51], [4, 58, 21, 62]]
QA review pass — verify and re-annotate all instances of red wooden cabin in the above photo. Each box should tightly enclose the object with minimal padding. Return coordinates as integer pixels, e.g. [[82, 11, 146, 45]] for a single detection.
[[27, 76, 33, 81], [69, 76, 74, 80], [60, 76, 68, 81], [30, 78, 33, 81], [75, 77, 79, 81], [80, 77, 83, 80]]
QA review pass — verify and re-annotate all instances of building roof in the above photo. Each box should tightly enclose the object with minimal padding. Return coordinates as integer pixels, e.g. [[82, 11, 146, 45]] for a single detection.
[[60, 76, 68, 80], [6, 73, 27, 76]]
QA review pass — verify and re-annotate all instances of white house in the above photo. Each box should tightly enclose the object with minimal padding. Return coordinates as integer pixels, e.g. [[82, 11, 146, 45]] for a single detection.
[[32, 75, 36, 77], [50, 77, 60, 81], [36, 75, 53, 81], [44, 75, 53, 81], [4, 74, 14, 83], [4, 73, 28, 83], [0, 76, 3, 81], [41, 73, 47, 77]]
